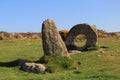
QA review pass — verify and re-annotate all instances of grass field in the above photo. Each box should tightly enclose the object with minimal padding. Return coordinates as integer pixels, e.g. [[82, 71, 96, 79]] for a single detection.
[[0, 38, 120, 80]]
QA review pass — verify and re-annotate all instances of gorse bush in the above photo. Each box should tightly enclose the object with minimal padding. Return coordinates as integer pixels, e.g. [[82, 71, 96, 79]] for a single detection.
[[59, 30, 69, 41], [0, 36, 3, 40]]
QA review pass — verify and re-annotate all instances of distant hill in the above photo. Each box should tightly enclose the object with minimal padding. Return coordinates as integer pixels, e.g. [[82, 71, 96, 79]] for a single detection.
[[0, 29, 120, 40]]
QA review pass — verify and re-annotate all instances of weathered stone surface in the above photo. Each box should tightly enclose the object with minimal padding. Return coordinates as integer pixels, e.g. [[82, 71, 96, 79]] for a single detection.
[[42, 19, 68, 56], [65, 24, 97, 51], [20, 62, 46, 74]]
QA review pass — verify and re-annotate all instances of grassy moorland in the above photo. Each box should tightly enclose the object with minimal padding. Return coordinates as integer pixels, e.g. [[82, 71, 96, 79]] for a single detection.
[[0, 38, 120, 80]]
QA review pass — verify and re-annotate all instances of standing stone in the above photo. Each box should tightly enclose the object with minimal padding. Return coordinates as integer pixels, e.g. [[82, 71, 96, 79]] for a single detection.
[[65, 24, 97, 51], [42, 19, 68, 56]]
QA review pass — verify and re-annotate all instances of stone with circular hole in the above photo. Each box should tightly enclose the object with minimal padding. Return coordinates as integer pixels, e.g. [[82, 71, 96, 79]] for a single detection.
[[65, 24, 97, 51]]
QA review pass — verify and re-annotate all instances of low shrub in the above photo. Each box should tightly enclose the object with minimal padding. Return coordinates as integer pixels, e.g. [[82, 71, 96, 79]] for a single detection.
[[0, 36, 3, 40], [39, 55, 77, 73], [59, 30, 69, 41]]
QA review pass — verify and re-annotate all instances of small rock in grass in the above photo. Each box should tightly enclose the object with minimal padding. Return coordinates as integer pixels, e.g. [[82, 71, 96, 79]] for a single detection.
[[20, 62, 46, 74]]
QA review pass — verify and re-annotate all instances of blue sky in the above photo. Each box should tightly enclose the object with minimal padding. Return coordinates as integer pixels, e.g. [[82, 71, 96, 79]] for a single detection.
[[0, 0, 120, 32]]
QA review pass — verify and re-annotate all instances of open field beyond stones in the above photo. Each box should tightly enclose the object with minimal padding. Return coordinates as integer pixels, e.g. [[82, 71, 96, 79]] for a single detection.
[[0, 38, 120, 80]]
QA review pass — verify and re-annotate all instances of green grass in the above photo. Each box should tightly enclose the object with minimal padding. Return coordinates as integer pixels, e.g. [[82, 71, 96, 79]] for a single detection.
[[0, 38, 120, 80], [75, 39, 87, 47], [39, 55, 76, 73]]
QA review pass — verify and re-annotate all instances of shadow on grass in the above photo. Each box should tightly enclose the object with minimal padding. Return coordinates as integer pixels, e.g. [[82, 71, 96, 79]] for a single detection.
[[0, 59, 32, 67]]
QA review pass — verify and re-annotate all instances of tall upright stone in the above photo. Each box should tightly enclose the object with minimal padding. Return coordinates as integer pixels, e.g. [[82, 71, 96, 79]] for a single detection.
[[42, 19, 68, 56]]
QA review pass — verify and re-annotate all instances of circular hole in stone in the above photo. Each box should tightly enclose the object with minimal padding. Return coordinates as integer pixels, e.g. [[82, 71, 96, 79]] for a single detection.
[[74, 34, 87, 47]]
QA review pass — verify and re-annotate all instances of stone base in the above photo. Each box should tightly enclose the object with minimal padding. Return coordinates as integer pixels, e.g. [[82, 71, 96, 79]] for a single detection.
[[20, 62, 46, 74], [17, 59, 46, 74]]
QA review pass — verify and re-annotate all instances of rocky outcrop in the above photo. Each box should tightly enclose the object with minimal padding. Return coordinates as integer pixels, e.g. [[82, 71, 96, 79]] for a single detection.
[[42, 19, 68, 56], [65, 24, 97, 51]]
